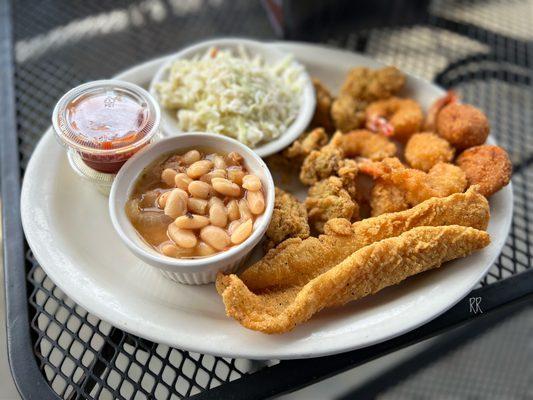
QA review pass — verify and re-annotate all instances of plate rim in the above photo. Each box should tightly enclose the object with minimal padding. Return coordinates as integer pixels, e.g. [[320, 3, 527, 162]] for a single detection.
[[20, 41, 514, 359]]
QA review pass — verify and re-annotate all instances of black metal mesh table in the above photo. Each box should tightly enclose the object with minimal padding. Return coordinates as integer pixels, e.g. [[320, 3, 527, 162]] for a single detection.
[[1, 1, 532, 399]]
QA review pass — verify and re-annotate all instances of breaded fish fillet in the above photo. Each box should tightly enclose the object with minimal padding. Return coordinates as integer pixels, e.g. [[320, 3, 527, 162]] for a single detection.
[[217, 225, 490, 333], [239, 187, 489, 291]]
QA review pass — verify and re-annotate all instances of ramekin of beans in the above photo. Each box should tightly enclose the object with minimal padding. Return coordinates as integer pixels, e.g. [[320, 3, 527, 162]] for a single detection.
[[109, 134, 275, 285]]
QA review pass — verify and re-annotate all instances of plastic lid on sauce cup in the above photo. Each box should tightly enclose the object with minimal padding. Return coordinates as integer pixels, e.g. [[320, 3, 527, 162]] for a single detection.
[[52, 80, 160, 174]]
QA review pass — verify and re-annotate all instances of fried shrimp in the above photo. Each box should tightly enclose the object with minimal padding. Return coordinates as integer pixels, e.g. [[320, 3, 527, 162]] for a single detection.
[[331, 66, 406, 131], [311, 79, 334, 132], [265, 188, 310, 250], [405, 132, 455, 171], [300, 142, 344, 185], [365, 97, 424, 141], [330, 130, 397, 161], [424, 90, 458, 132], [284, 127, 329, 163], [305, 177, 358, 233], [238, 187, 489, 291], [360, 157, 467, 206], [456, 145, 512, 197], [216, 225, 490, 333], [370, 180, 408, 216], [437, 103, 489, 150]]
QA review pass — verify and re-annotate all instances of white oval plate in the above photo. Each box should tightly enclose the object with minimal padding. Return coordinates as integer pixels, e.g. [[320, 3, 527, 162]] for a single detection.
[[21, 42, 512, 360], [149, 38, 316, 158]]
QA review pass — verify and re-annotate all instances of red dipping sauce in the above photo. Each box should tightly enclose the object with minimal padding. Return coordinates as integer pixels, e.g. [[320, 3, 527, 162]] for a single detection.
[[53, 80, 160, 174]]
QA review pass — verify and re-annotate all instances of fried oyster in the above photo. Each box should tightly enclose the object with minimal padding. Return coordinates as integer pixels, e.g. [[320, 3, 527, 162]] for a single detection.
[[305, 176, 359, 233], [283, 127, 329, 163], [265, 188, 310, 250], [300, 142, 344, 185], [310, 78, 335, 132]]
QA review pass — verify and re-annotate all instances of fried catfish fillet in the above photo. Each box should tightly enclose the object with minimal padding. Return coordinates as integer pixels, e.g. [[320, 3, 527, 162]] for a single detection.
[[265, 188, 310, 250], [216, 225, 490, 333], [238, 186, 489, 291]]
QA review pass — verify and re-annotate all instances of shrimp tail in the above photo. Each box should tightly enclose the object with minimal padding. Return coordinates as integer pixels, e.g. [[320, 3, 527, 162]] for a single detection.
[[367, 116, 395, 137], [425, 90, 460, 131]]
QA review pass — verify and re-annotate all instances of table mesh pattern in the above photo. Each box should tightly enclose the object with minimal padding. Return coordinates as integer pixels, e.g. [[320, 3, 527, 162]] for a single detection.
[[12, 0, 532, 399]]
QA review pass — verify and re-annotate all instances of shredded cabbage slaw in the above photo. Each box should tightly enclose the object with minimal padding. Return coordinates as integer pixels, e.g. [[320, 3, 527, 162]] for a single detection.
[[155, 46, 304, 147]]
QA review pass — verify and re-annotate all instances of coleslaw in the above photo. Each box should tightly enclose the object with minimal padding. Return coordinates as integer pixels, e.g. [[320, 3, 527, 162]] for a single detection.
[[155, 46, 304, 147]]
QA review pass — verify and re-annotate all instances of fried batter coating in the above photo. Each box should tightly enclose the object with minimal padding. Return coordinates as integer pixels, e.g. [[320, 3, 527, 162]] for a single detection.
[[331, 130, 397, 161], [370, 180, 409, 216], [366, 97, 424, 141], [331, 96, 363, 133], [405, 132, 455, 171], [305, 177, 358, 233], [341, 66, 406, 99], [284, 128, 329, 163], [300, 143, 344, 185], [456, 145, 512, 197], [331, 67, 406, 132], [239, 187, 489, 291], [424, 90, 458, 132], [437, 103, 489, 150], [360, 158, 467, 206], [337, 158, 359, 200], [265, 188, 310, 250], [311, 79, 334, 132], [217, 225, 490, 333]]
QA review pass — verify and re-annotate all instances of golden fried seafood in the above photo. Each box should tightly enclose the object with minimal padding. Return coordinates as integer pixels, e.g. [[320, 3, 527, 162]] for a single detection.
[[424, 90, 458, 131], [216, 225, 490, 333], [331, 130, 397, 161], [331, 96, 362, 133], [436, 103, 489, 150], [331, 66, 406, 131], [456, 145, 512, 197], [365, 97, 424, 141], [370, 180, 408, 216], [360, 158, 467, 206], [284, 128, 329, 163], [300, 142, 344, 185], [311, 79, 334, 132], [265, 188, 310, 250], [405, 132, 455, 171], [239, 187, 489, 291], [337, 158, 359, 200], [305, 177, 359, 233]]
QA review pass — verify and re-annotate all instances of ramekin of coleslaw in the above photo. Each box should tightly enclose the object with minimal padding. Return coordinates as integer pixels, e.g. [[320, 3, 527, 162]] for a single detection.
[[149, 38, 315, 158]]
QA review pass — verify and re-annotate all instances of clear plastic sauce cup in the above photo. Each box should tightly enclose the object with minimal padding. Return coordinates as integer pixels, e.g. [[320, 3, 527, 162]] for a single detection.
[[52, 80, 161, 187]]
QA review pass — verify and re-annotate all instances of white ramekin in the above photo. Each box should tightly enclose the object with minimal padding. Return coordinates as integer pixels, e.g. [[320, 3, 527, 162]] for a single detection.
[[149, 37, 316, 158], [109, 133, 275, 285]]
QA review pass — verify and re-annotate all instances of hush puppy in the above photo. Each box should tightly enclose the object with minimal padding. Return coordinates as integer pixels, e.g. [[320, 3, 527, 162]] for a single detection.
[[405, 132, 455, 171], [437, 103, 489, 150], [456, 145, 512, 196]]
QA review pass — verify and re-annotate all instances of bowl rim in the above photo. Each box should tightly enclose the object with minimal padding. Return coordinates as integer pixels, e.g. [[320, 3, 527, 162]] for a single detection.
[[148, 37, 316, 158], [109, 132, 275, 269]]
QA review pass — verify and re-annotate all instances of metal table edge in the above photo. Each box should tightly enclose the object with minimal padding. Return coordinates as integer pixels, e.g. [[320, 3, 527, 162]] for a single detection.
[[0, 1, 60, 399], [1, 3, 532, 399]]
